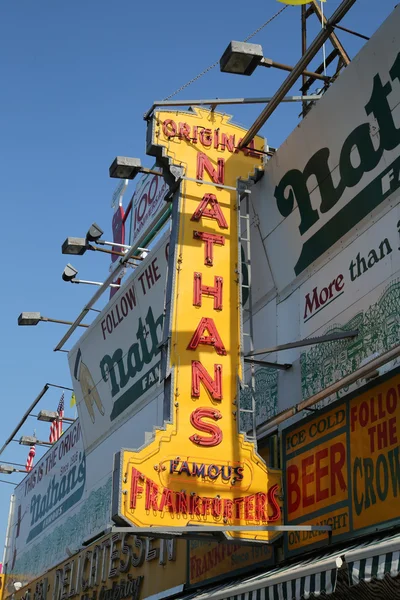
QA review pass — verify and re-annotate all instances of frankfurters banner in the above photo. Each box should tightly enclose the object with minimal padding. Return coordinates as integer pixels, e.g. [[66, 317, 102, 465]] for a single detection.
[[283, 368, 400, 556], [112, 108, 283, 542]]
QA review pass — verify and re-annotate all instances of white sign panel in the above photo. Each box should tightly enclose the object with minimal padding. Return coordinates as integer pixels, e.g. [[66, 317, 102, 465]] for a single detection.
[[129, 166, 169, 247], [250, 5, 400, 295], [239, 7, 400, 429], [68, 234, 169, 453], [3, 420, 112, 585]]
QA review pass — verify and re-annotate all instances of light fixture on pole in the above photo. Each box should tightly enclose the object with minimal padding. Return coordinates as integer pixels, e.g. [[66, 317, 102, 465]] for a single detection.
[[109, 157, 162, 181], [62, 223, 145, 263], [18, 312, 89, 328], [220, 41, 331, 83], [37, 410, 75, 424], [0, 464, 28, 474], [62, 264, 120, 288], [19, 435, 52, 447]]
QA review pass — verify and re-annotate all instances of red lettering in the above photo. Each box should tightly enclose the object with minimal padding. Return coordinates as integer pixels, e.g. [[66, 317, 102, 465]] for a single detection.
[[130, 468, 144, 509], [315, 448, 329, 502], [189, 407, 223, 447], [287, 465, 300, 514], [193, 273, 223, 310], [302, 455, 315, 508], [267, 484, 281, 522], [254, 492, 268, 521], [178, 122, 191, 141], [175, 491, 188, 514], [199, 129, 212, 147], [187, 317, 227, 356], [196, 154, 225, 185], [330, 442, 346, 495], [191, 193, 228, 228], [191, 361, 222, 401], [193, 231, 225, 266], [159, 488, 174, 512], [145, 480, 159, 510], [162, 119, 177, 137], [350, 405, 358, 432], [223, 499, 233, 519], [389, 416, 398, 445]]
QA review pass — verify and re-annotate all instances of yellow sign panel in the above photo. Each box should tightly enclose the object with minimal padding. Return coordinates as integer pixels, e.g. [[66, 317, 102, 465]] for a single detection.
[[113, 108, 282, 542], [350, 375, 400, 530], [283, 371, 400, 555], [3, 533, 185, 600]]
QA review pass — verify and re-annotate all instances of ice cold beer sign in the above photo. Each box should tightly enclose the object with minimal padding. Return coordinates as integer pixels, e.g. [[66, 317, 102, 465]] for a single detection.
[[113, 108, 282, 542]]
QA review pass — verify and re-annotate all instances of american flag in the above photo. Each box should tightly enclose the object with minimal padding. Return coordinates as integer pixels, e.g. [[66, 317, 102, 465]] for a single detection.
[[25, 444, 36, 472], [49, 393, 64, 443]]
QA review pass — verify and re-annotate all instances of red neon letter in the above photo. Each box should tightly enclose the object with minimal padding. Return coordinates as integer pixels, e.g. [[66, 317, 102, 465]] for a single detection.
[[193, 231, 225, 266], [191, 361, 222, 401], [193, 273, 223, 310], [130, 468, 144, 509], [267, 484, 281, 522], [162, 119, 177, 137], [189, 407, 223, 447], [187, 317, 227, 356], [196, 153, 225, 184], [191, 193, 228, 228]]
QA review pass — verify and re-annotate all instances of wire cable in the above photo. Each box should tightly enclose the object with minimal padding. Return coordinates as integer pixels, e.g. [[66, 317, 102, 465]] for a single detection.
[[162, 5, 289, 101]]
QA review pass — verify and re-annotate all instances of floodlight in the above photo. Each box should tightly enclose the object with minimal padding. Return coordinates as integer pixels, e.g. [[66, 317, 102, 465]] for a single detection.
[[0, 465, 15, 474], [86, 223, 104, 243], [19, 435, 37, 446], [37, 410, 59, 422], [62, 237, 88, 256], [18, 312, 42, 326], [62, 266, 120, 288], [62, 264, 78, 282], [109, 157, 162, 181], [19, 435, 51, 447], [220, 41, 263, 76], [109, 156, 143, 180], [220, 41, 331, 83]]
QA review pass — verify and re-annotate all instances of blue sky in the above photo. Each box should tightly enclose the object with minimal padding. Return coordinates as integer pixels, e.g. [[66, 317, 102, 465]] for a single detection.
[[0, 0, 393, 553]]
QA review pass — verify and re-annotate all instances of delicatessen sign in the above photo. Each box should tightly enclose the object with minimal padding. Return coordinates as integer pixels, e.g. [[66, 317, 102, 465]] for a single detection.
[[4, 532, 185, 600], [112, 108, 282, 542], [283, 369, 400, 555]]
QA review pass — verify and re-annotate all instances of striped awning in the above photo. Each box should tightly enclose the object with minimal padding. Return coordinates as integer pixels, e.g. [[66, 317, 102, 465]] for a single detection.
[[179, 547, 345, 600], [346, 531, 400, 586]]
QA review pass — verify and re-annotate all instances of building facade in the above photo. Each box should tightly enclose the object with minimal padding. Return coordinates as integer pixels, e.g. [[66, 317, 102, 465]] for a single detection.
[[3, 5, 400, 600]]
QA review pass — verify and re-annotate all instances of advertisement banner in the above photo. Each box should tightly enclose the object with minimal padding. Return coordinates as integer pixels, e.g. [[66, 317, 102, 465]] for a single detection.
[[129, 166, 169, 248], [4, 531, 186, 600], [283, 369, 400, 555], [249, 6, 400, 295], [188, 541, 273, 587], [4, 421, 90, 584], [112, 108, 283, 543], [68, 234, 169, 453]]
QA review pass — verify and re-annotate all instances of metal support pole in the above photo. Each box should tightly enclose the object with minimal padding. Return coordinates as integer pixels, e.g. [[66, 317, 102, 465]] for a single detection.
[[301, 4, 307, 117], [260, 58, 330, 82], [143, 96, 323, 120], [0, 383, 73, 456], [238, 0, 356, 149], [311, 0, 351, 65]]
